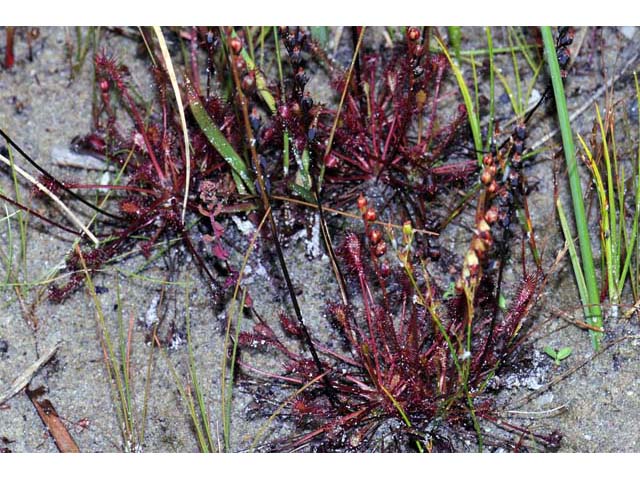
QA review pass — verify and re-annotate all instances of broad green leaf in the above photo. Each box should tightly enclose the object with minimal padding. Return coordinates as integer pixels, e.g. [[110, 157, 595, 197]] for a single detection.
[[310, 27, 330, 48], [185, 78, 255, 195], [289, 183, 314, 203]]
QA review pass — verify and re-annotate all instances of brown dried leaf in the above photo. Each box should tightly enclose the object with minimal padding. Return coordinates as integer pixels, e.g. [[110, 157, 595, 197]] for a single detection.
[[26, 387, 80, 453]]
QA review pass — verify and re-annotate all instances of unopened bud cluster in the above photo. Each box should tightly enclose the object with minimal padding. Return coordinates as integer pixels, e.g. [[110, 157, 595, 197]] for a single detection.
[[358, 194, 387, 260], [457, 154, 502, 293]]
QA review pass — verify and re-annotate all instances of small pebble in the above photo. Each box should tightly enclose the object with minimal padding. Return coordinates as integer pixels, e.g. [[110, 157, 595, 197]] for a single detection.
[[620, 26, 636, 40], [0, 338, 8, 355]]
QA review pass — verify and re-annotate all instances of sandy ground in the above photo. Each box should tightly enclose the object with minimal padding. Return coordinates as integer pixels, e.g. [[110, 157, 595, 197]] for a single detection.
[[1, 27, 640, 452]]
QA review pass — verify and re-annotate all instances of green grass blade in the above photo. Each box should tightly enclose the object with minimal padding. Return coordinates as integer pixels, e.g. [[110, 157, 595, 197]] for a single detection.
[[512, 27, 539, 72], [436, 36, 483, 164], [230, 28, 276, 114], [79, 250, 136, 450], [485, 27, 495, 150], [274, 27, 291, 176], [2, 204, 14, 284], [556, 198, 590, 320], [595, 105, 620, 302], [223, 288, 246, 451], [7, 147, 28, 279], [184, 282, 216, 452], [507, 28, 524, 115], [577, 133, 612, 306], [447, 27, 462, 64], [619, 73, 640, 292], [542, 26, 602, 348], [157, 344, 209, 452], [471, 52, 480, 127]]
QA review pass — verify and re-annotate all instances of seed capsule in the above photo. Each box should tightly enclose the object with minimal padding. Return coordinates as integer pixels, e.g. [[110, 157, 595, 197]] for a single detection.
[[380, 260, 391, 277], [229, 37, 242, 55], [234, 57, 246, 73], [364, 208, 377, 222], [375, 241, 387, 257], [407, 27, 420, 42], [357, 194, 368, 212], [484, 206, 499, 224], [402, 221, 413, 238], [242, 72, 256, 94], [369, 229, 382, 245], [463, 250, 479, 278], [477, 219, 491, 236], [471, 237, 487, 257]]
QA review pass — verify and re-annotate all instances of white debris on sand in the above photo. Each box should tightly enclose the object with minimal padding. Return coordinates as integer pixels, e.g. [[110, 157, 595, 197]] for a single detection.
[[50, 145, 115, 171], [231, 215, 256, 236], [305, 212, 323, 259], [144, 294, 160, 328]]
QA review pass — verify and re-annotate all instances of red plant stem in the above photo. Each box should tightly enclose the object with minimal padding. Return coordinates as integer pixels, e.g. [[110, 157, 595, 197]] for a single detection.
[[160, 79, 170, 178], [423, 58, 447, 145], [332, 151, 370, 173], [118, 86, 165, 183], [288, 406, 370, 450], [314, 344, 361, 368], [366, 67, 381, 160], [0, 191, 86, 237], [350, 26, 365, 110], [381, 117, 397, 169], [5, 27, 15, 69], [357, 272, 383, 388], [189, 27, 201, 93], [224, 28, 340, 407], [235, 360, 307, 385]]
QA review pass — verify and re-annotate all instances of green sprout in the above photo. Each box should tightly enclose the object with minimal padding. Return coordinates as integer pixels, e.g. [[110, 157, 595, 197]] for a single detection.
[[543, 346, 573, 366]]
